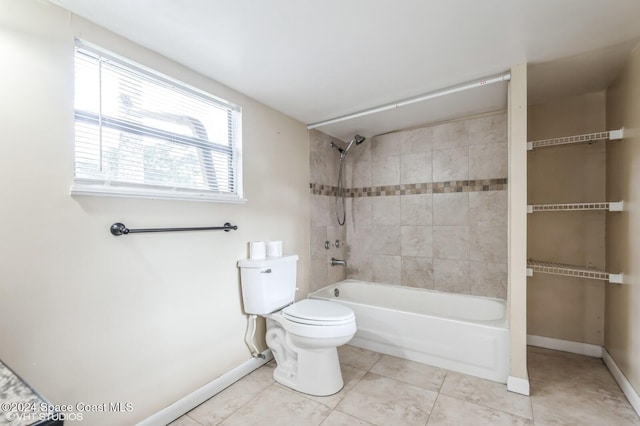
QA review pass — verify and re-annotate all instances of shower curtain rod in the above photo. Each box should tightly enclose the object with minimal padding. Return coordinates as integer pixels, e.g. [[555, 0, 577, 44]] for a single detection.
[[307, 72, 511, 130]]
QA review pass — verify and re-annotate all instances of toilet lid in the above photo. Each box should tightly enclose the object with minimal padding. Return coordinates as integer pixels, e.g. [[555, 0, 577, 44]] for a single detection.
[[283, 299, 355, 325]]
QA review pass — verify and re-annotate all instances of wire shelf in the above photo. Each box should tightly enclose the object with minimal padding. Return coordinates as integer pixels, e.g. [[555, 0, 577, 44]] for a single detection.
[[527, 201, 624, 213], [527, 128, 624, 151], [526, 259, 623, 284]]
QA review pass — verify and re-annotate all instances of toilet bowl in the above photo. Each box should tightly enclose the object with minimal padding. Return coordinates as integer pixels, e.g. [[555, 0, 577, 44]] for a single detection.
[[237, 255, 357, 396], [265, 299, 356, 396]]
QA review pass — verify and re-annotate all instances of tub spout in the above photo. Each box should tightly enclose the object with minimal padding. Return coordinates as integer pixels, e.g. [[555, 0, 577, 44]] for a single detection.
[[331, 257, 346, 267]]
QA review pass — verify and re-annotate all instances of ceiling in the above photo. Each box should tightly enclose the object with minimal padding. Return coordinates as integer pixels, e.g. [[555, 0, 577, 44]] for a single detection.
[[50, 0, 640, 140]]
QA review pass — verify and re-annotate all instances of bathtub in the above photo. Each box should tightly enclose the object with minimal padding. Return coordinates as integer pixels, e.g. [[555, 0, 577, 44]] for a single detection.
[[309, 279, 509, 383]]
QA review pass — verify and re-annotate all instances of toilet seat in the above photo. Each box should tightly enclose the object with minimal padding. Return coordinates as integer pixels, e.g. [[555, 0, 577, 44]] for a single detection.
[[283, 299, 355, 326]]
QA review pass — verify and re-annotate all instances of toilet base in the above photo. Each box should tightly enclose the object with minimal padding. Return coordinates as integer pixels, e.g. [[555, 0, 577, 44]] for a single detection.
[[266, 319, 346, 396]]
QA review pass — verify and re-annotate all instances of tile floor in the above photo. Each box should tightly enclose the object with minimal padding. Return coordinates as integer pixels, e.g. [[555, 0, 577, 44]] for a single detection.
[[170, 345, 640, 425]]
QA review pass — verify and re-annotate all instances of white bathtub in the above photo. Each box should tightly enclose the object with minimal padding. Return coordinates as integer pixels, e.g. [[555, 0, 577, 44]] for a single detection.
[[309, 279, 509, 383]]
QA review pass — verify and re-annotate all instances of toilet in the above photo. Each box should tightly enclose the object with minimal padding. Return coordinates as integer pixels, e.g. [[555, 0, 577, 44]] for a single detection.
[[238, 255, 356, 396]]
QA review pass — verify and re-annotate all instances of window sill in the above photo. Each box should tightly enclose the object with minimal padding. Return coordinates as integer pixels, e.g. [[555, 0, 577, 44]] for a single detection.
[[70, 181, 247, 204]]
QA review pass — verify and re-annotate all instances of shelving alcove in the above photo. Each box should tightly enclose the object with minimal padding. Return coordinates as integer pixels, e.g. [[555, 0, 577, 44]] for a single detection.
[[526, 128, 625, 284]]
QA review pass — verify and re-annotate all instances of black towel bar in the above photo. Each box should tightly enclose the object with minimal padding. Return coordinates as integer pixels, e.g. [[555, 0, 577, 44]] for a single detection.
[[110, 222, 238, 236]]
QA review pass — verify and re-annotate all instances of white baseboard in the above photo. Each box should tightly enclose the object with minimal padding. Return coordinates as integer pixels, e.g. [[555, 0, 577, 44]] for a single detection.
[[602, 349, 640, 418], [137, 350, 273, 426], [527, 334, 603, 358], [507, 375, 530, 396]]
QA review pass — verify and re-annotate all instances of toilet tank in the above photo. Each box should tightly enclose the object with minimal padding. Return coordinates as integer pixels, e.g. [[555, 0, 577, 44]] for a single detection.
[[237, 255, 298, 315]]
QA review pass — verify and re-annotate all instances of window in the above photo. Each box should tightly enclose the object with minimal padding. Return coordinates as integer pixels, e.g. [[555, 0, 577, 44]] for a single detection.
[[71, 39, 244, 202]]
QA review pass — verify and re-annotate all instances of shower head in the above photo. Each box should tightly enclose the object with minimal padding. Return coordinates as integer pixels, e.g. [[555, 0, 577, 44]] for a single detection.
[[330, 134, 367, 158], [343, 134, 367, 156]]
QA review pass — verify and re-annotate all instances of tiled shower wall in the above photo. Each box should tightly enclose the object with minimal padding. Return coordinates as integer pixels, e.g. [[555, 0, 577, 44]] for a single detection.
[[309, 130, 347, 292], [309, 111, 508, 299]]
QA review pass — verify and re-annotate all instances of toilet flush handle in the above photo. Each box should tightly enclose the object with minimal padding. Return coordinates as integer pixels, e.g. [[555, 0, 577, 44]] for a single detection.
[[260, 268, 272, 273]]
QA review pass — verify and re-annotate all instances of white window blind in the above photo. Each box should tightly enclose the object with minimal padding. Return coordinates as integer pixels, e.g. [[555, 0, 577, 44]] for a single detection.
[[71, 39, 244, 202]]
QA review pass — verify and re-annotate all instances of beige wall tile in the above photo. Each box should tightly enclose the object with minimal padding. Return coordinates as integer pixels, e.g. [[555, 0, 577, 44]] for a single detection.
[[311, 226, 328, 258], [372, 196, 401, 225], [400, 151, 432, 183], [346, 143, 371, 188], [432, 120, 468, 149], [469, 142, 507, 180], [372, 255, 402, 285], [469, 191, 507, 227], [309, 129, 341, 186], [470, 261, 507, 299], [401, 257, 434, 289], [371, 132, 400, 157], [434, 259, 471, 294], [310, 257, 329, 292], [432, 147, 469, 181], [311, 194, 333, 227], [345, 252, 373, 282], [433, 226, 470, 259], [371, 154, 400, 186], [469, 226, 507, 263], [401, 226, 433, 257], [433, 193, 469, 225], [467, 112, 507, 145], [328, 260, 346, 284], [401, 126, 433, 154], [400, 194, 433, 226], [372, 225, 401, 255]]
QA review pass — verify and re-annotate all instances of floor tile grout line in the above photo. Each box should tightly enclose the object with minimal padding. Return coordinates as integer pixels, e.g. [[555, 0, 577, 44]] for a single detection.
[[437, 372, 535, 421], [214, 380, 277, 426], [436, 392, 535, 423], [185, 413, 205, 426], [424, 390, 442, 426]]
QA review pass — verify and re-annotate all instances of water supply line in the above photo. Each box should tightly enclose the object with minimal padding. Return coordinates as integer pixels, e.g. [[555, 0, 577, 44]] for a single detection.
[[245, 314, 265, 359]]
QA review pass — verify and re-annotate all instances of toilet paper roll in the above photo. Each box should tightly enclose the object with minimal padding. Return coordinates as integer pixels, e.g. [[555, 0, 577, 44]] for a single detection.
[[249, 241, 266, 260], [266, 240, 282, 258]]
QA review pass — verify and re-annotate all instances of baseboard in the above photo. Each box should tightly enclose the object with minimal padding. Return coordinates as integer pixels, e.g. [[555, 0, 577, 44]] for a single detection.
[[527, 334, 603, 358], [602, 349, 640, 418], [137, 350, 273, 426], [507, 375, 530, 396]]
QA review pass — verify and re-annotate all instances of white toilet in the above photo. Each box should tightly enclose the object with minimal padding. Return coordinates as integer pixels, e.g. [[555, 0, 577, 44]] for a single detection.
[[238, 255, 356, 396]]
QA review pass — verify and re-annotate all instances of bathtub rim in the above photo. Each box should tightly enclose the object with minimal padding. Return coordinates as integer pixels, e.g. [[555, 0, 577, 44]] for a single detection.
[[309, 279, 508, 329]]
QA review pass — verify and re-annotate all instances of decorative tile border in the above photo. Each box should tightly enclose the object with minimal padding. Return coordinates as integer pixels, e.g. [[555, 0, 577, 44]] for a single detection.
[[310, 178, 507, 197]]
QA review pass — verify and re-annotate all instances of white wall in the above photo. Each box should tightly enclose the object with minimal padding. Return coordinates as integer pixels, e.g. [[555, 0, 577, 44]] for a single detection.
[[0, 1, 310, 424]]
